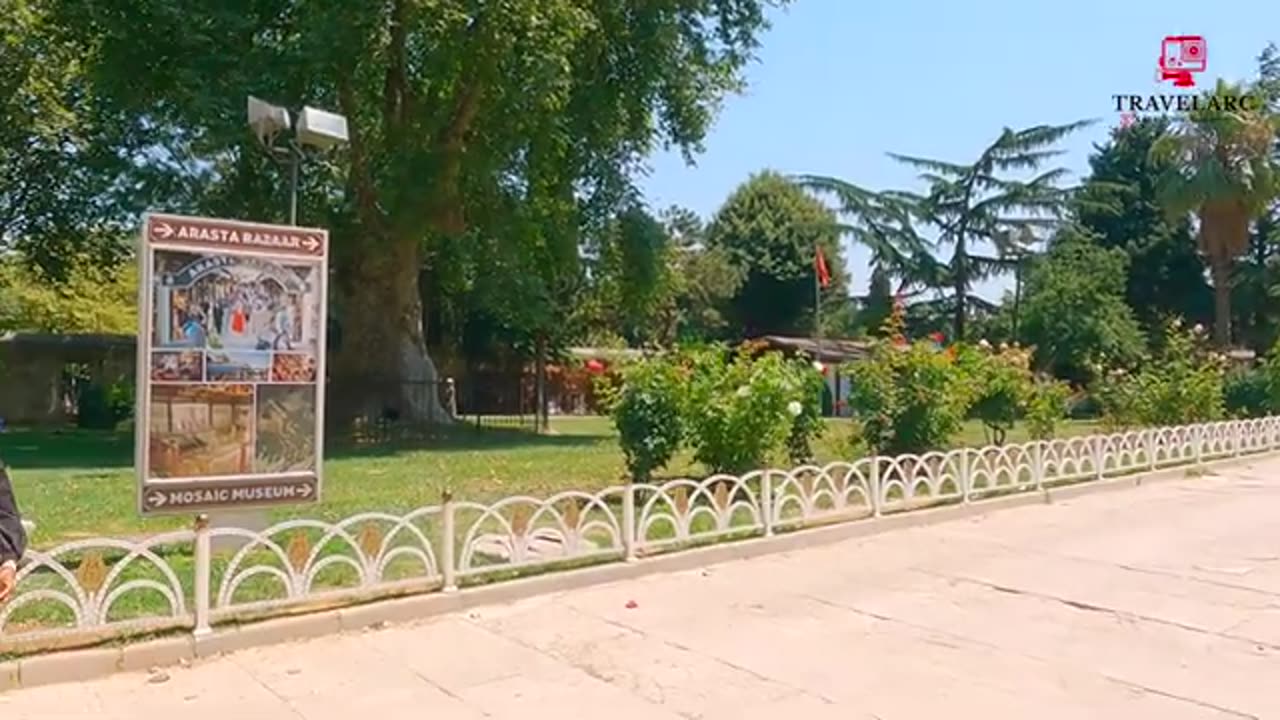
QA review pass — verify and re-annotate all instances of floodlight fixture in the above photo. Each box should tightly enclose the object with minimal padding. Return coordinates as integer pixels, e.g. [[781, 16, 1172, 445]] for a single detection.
[[296, 106, 349, 149], [247, 96, 291, 147], [246, 96, 348, 225]]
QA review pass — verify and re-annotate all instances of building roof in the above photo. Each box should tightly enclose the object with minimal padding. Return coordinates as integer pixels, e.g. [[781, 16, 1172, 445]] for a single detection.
[[756, 335, 874, 363], [567, 347, 646, 361]]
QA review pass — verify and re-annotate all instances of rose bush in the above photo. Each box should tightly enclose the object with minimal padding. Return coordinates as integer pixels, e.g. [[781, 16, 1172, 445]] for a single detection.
[[844, 338, 975, 454], [1091, 320, 1225, 429], [610, 345, 823, 478], [611, 356, 685, 482], [681, 346, 821, 473]]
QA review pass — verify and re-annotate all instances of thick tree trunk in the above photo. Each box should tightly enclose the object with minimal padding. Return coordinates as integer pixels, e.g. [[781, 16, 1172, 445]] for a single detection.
[[329, 235, 449, 430], [1209, 258, 1233, 348]]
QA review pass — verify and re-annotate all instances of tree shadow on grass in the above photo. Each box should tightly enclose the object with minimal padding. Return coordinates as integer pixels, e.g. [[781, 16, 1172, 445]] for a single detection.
[[326, 423, 609, 460], [0, 422, 610, 471]]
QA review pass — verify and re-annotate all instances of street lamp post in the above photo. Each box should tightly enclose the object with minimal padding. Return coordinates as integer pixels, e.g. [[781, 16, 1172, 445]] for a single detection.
[[247, 97, 349, 226]]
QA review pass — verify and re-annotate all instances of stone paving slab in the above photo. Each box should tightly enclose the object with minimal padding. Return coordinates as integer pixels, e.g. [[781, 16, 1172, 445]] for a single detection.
[[3, 459, 1279, 719]]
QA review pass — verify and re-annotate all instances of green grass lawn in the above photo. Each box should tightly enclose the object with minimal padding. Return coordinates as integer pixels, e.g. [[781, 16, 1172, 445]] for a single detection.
[[0, 416, 1099, 547]]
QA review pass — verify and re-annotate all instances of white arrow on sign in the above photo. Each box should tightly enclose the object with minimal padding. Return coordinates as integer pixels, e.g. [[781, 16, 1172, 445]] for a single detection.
[[147, 490, 168, 508], [296, 483, 314, 497], [153, 221, 175, 239], [302, 235, 320, 251]]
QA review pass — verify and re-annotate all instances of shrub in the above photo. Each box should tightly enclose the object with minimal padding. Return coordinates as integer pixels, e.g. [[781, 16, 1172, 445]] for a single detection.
[[958, 343, 1033, 445], [77, 379, 133, 430], [1025, 379, 1071, 439], [611, 358, 685, 482], [1092, 319, 1225, 429], [1223, 369, 1271, 419], [786, 363, 827, 464], [681, 346, 818, 473], [845, 339, 974, 455], [1259, 343, 1280, 414]]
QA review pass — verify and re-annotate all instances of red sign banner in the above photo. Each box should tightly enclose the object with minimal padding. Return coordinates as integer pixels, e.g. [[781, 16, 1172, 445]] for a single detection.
[[146, 214, 326, 258]]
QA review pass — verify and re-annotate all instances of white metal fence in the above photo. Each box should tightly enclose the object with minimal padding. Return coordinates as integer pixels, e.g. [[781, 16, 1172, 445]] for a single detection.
[[2, 417, 1276, 655]]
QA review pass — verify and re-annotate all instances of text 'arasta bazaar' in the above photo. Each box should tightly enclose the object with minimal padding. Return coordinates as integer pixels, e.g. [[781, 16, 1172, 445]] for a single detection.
[[169, 223, 315, 251]]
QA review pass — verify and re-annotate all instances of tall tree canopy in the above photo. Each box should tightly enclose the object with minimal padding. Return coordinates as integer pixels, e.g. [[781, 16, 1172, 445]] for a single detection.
[[803, 122, 1089, 342], [1020, 227, 1146, 383], [22, 0, 784, 423], [1154, 79, 1280, 347], [705, 171, 847, 337], [1071, 117, 1211, 331]]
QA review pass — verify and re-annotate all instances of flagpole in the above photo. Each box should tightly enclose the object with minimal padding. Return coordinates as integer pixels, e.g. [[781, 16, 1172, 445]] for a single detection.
[[814, 249, 824, 417]]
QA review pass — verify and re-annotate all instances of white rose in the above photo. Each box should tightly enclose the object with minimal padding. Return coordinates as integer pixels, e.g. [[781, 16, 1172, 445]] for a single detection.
[[787, 400, 803, 417], [811, 361, 825, 373]]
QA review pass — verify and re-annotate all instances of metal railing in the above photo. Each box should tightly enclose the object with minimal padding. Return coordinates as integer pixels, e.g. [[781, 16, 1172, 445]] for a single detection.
[[1, 417, 1274, 655]]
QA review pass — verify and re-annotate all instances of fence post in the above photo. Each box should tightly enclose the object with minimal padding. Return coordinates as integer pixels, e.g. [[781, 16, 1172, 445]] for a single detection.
[[1234, 422, 1243, 457], [193, 514, 212, 638], [761, 471, 774, 537], [959, 449, 972, 504], [1032, 441, 1044, 492], [1146, 429, 1157, 471], [870, 457, 882, 517], [1194, 424, 1204, 467], [1092, 435, 1105, 481], [441, 490, 458, 593], [622, 482, 638, 562]]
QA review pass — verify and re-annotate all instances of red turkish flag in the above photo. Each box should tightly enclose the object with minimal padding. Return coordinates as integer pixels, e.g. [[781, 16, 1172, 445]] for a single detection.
[[814, 246, 831, 288]]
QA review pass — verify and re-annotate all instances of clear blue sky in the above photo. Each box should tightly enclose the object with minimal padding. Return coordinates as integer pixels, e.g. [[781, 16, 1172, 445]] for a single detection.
[[639, 0, 1278, 302]]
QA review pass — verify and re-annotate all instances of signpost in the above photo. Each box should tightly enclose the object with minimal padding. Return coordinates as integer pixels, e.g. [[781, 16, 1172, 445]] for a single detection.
[[135, 213, 328, 516]]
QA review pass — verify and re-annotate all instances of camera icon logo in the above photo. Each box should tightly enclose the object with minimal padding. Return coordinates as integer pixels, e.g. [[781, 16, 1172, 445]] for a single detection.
[[1158, 35, 1206, 88]]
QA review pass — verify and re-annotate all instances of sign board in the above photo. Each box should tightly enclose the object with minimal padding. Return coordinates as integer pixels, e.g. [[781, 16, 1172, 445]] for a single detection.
[[135, 213, 328, 515]]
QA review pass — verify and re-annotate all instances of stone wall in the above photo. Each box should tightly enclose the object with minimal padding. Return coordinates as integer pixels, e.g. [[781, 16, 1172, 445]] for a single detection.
[[0, 334, 135, 426]]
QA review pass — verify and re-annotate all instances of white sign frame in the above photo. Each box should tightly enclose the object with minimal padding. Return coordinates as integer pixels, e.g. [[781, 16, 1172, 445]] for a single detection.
[[135, 213, 329, 516]]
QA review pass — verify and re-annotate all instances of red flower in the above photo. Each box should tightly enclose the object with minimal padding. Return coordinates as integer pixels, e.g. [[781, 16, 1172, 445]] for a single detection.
[[585, 359, 606, 374], [930, 331, 944, 343]]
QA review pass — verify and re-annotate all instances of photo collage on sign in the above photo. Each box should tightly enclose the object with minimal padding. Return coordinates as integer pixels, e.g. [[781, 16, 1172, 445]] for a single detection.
[[146, 249, 321, 480]]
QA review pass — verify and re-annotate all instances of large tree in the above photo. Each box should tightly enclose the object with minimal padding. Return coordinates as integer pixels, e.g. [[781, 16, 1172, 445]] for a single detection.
[[1020, 227, 1146, 383], [706, 171, 848, 337], [1154, 80, 1280, 347], [29, 0, 782, 424], [1072, 117, 1211, 332], [803, 122, 1089, 342]]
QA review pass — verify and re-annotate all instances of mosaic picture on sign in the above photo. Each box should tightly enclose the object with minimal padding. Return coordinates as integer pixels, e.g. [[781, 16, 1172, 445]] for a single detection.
[[137, 213, 328, 515], [148, 383, 254, 478], [152, 250, 321, 355]]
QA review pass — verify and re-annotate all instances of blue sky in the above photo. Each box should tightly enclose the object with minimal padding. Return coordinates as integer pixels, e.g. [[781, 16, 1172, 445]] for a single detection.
[[639, 0, 1278, 302]]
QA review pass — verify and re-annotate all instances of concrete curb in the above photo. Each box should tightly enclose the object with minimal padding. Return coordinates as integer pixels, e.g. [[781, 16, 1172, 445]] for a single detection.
[[0, 453, 1265, 693]]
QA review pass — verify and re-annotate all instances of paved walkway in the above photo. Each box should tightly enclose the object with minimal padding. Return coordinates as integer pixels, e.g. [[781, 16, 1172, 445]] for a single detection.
[[5, 460, 1280, 719]]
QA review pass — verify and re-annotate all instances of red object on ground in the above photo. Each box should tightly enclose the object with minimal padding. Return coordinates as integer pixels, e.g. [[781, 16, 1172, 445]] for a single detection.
[[625, 600, 638, 609]]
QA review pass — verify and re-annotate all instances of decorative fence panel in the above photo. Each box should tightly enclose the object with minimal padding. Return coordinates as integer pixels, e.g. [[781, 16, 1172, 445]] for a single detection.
[[3, 418, 1278, 655]]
